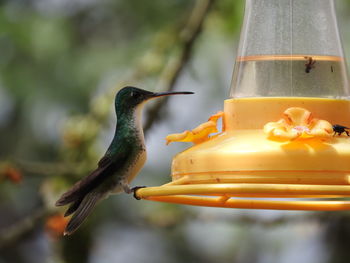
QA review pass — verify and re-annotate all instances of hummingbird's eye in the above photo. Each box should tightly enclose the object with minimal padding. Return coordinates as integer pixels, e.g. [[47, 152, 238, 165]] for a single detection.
[[131, 92, 140, 99]]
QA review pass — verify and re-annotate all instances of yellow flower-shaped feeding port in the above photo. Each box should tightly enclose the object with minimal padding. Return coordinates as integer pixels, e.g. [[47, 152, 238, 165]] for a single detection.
[[264, 107, 333, 141], [166, 111, 224, 145]]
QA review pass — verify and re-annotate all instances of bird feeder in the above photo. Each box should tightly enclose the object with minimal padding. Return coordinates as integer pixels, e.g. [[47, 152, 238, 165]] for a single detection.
[[136, 0, 350, 210]]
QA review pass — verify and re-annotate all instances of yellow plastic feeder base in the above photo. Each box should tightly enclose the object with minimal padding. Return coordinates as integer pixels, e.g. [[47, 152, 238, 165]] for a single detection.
[[136, 97, 350, 210]]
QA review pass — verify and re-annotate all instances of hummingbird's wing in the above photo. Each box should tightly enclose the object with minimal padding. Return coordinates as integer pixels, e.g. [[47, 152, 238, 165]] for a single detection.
[[58, 155, 114, 217], [56, 148, 129, 207], [55, 145, 130, 235]]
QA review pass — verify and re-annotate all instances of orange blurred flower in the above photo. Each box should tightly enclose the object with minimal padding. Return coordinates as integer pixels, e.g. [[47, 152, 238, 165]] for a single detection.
[[2, 166, 22, 184], [45, 213, 68, 238]]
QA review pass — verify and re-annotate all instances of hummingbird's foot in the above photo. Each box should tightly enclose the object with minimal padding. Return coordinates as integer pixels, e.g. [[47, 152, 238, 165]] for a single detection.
[[131, 186, 146, 200]]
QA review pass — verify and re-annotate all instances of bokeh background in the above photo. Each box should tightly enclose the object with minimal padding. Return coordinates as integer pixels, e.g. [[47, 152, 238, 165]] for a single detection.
[[1, 0, 350, 262]]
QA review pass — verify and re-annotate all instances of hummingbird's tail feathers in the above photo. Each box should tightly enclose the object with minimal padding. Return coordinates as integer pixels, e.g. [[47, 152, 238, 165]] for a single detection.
[[64, 192, 102, 235], [64, 196, 84, 217]]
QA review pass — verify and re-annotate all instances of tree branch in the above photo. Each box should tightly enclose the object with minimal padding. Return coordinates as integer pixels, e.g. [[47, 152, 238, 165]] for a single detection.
[[0, 207, 52, 249], [143, 0, 217, 134]]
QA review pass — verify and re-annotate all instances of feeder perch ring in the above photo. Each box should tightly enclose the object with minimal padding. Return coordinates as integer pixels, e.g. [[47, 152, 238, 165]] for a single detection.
[[135, 177, 350, 211]]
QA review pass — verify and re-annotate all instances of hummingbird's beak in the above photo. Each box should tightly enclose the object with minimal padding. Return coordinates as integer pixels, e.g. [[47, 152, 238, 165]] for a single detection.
[[151, 91, 194, 98]]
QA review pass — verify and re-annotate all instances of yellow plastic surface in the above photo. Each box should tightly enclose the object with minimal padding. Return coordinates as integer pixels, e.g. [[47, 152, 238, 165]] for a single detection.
[[136, 97, 350, 210]]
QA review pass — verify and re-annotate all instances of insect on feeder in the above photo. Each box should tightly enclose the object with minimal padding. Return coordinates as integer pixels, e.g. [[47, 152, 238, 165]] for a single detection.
[[136, 0, 350, 210]]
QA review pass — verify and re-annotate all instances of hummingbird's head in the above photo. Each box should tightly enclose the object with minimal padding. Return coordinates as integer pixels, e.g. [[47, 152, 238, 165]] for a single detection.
[[115, 86, 194, 113]]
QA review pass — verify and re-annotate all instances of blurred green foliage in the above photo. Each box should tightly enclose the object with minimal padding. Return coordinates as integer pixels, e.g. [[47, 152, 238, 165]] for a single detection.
[[1, 0, 350, 263]]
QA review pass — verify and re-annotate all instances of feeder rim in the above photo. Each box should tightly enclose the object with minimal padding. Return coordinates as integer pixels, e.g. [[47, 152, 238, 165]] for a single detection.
[[134, 181, 350, 211]]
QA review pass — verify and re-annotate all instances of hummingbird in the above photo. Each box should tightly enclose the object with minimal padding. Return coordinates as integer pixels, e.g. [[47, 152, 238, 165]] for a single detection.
[[56, 86, 193, 235]]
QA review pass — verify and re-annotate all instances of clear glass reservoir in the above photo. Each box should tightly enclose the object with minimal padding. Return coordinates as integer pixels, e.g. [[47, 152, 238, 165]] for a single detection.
[[230, 0, 350, 99]]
